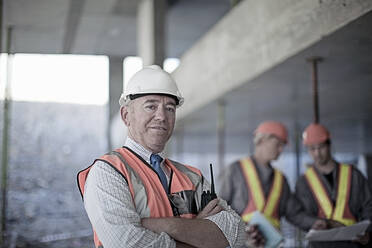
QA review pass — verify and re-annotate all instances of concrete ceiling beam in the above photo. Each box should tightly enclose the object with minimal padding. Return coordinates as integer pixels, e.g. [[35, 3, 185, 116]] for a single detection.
[[173, 0, 372, 120]]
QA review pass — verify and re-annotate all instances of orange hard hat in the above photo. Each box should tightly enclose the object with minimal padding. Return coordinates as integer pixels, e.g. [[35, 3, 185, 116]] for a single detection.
[[302, 123, 330, 145], [255, 121, 288, 144]]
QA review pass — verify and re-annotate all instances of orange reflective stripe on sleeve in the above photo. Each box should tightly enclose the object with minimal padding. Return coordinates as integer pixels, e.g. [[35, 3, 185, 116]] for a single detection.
[[332, 164, 356, 226], [305, 167, 333, 219]]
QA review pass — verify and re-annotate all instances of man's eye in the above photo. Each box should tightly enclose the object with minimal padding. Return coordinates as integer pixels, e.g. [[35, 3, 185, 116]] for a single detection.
[[167, 106, 175, 113], [145, 105, 156, 110]]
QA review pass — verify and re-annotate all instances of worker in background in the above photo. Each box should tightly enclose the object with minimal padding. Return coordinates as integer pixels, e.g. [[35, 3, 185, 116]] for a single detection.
[[77, 65, 246, 248], [293, 123, 372, 247], [219, 121, 298, 247]]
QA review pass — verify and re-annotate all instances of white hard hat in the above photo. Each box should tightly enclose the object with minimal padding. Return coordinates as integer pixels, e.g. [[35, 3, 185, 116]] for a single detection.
[[119, 65, 184, 107]]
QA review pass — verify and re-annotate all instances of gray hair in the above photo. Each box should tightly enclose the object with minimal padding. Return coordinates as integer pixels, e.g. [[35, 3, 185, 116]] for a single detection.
[[119, 93, 131, 107], [253, 132, 272, 146]]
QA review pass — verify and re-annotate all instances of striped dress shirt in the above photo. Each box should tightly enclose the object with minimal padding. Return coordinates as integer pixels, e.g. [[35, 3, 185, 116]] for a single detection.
[[84, 137, 246, 248]]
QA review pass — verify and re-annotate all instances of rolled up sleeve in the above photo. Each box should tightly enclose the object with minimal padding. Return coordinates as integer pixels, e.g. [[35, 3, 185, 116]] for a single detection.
[[205, 199, 246, 248]]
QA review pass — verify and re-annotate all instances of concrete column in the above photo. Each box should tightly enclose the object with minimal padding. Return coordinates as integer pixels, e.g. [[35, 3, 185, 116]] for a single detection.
[[176, 123, 184, 162], [0, 0, 3, 54], [217, 100, 226, 171], [137, 0, 166, 67], [108, 56, 124, 150]]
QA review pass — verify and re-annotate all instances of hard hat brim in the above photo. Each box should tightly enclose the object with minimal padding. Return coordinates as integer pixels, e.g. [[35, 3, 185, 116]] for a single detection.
[[129, 93, 181, 106]]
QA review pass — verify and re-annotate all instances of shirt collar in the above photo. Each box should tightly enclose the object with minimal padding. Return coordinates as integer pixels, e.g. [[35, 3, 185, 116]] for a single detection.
[[125, 137, 164, 164], [250, 156, 273, 180]]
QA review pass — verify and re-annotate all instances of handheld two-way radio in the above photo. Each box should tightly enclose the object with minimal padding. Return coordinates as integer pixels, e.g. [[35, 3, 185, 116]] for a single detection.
[[201, 163, 217, 209]]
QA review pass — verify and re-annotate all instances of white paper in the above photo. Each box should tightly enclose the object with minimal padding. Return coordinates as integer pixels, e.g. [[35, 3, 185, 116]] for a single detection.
[[305, 220, 371, 241], [249, 211, 283, 248]]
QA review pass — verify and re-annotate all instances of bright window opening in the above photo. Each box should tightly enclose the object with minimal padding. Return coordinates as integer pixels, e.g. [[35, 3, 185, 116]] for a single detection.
[[1, 54, 109, 105], [123, 57, 180, 90]]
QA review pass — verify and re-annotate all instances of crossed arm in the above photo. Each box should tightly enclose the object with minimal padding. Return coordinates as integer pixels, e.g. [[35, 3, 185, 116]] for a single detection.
[[141, 199, 228, 248], [84, 162, 244, 248]]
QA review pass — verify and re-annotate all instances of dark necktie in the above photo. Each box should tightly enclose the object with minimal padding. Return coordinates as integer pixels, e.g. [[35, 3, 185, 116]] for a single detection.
[[150, 154, 168, 192]]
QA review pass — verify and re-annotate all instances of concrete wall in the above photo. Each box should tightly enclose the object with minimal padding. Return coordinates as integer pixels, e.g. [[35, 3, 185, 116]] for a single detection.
[[1, 101, 107, 247]]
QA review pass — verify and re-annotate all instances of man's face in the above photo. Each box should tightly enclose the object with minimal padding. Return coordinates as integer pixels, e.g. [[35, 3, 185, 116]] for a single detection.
[[121, 94, 176, 153], [307, 142, 331, 166], [259, 135, 286, 161]]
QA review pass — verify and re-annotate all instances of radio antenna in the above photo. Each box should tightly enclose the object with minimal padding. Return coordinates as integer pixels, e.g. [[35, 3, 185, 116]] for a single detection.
[[210, 163, 215, 195]]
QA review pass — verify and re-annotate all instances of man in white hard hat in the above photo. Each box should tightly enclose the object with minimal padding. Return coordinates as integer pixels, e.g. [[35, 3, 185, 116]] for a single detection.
[[77, 65, 246, 248]]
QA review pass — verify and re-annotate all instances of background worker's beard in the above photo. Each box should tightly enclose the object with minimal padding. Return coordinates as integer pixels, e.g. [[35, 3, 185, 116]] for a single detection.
[[316, 155, 331, 166]]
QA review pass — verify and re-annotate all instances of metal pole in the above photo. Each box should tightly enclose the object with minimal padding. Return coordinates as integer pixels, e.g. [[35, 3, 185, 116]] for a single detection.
[[217, 99, 226, 172], [294, 123, 301, 178], [1, 25, 13, 247], [294, 121, 303, 247], [176, 123, 184, 162], [0, 0, 3, 54], [307, 56, 323, 124], [0, 0, 3, 244]]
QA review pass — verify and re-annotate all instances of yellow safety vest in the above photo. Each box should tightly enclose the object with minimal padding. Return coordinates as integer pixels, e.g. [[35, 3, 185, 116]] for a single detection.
[[304, 164, 356, 226], [240, 157, 283, 229]]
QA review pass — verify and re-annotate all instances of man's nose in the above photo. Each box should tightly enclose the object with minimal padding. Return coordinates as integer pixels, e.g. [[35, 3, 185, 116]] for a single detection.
[[154, 106, 166, 120], [278, 145, 284, 153], [314, 148, 320, 157]]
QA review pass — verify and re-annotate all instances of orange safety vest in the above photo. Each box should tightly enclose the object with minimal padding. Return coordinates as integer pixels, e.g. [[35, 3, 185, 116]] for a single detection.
[[240, 157, 283, 229], [304, 163, 356, 226], [77, 147, 203, 248]]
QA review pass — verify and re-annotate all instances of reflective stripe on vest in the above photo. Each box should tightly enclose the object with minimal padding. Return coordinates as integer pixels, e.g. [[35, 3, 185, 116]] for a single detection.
[[240, 158, 283, 229], [77, 148, 202, 248], [304, 164, 356, 226]]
